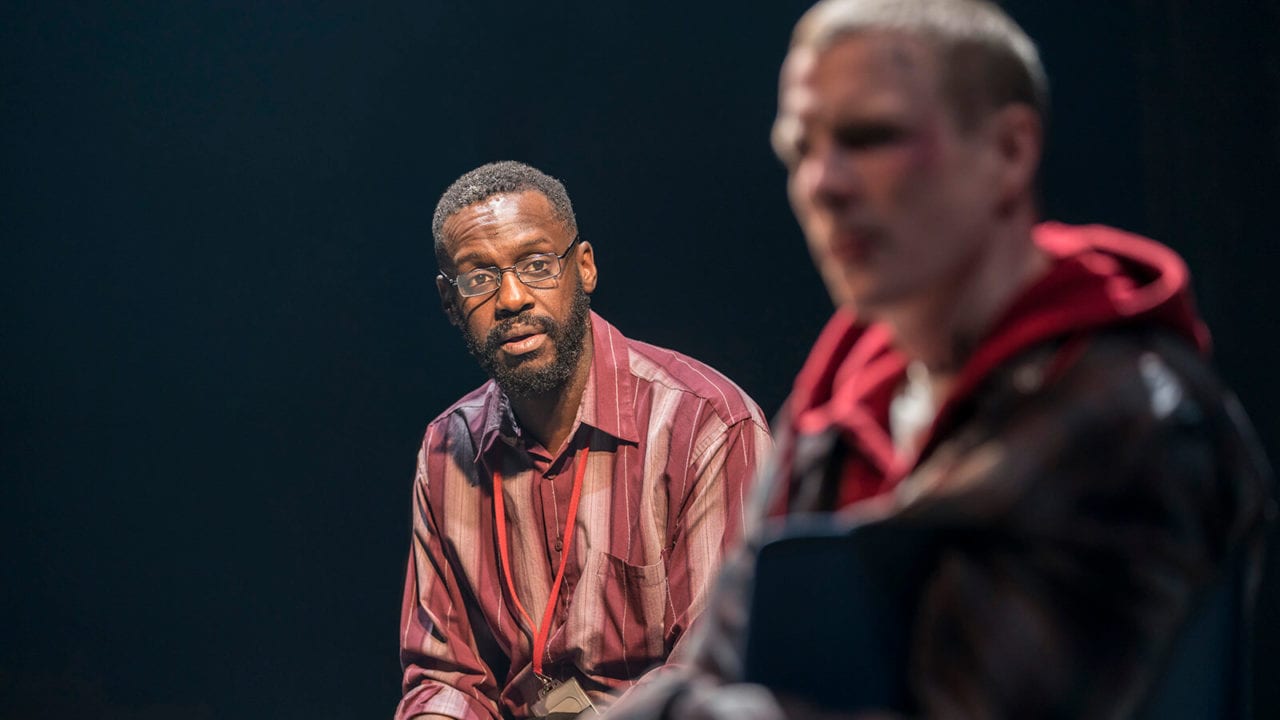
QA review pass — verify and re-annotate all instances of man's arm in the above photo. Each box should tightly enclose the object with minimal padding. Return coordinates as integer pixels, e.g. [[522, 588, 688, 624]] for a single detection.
[[606, 412, 772, 715], [894, 339, 1271, 718], [606, 518, 784, 719], [613, 338, 1271, 719], [396, 442, 502, 720], [659, 415, 773, 661]]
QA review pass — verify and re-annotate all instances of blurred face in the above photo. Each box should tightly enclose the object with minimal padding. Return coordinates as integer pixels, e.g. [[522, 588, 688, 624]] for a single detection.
[[437, 190, 597, 397], [775, 33, 1005, 315]]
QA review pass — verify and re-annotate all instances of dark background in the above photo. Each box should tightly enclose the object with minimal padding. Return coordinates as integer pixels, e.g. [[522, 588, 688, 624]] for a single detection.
[[3, 1, 1278, 718]]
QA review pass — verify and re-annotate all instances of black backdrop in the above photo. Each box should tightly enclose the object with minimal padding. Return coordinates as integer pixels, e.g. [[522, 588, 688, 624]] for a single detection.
[[3, 2, 1278, 718]]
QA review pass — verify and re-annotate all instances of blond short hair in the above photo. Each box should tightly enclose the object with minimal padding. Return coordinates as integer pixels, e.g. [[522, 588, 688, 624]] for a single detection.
[[788, 0, 1048, 130]]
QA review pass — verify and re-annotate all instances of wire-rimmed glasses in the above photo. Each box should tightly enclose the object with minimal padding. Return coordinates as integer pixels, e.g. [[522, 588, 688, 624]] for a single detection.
[[439, 237, 582, 298]]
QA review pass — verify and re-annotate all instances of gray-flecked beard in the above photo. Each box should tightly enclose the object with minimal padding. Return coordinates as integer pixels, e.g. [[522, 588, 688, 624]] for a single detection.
[[463, 286, 592, 399]]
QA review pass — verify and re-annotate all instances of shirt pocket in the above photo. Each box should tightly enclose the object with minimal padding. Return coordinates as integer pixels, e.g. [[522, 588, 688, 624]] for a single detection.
[[565, 550, 668, 677]]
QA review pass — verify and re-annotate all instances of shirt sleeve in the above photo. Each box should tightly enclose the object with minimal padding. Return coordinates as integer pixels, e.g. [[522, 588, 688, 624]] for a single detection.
[[610, 413, 773, 714], [607, 535, 785, 720], [396, 441, 502, 720], [660, 415, 772, 660], [611, 339, 1271, 719]]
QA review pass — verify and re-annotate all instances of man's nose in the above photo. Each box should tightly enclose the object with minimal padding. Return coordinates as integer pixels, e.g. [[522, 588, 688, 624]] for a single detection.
[[493, 269, 534, 318], [810, 145, 859, 209]]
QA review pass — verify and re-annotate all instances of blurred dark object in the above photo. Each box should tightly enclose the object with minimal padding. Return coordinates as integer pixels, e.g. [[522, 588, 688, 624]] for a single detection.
[[745, 516, 1261, 719], [745, 517, 937, 714]]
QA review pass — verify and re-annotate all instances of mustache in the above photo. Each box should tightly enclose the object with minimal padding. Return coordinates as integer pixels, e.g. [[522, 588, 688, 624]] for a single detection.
[[482, 312, 556, 352]]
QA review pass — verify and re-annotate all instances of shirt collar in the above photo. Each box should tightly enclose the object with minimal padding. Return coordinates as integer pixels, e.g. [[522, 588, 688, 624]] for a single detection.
[[578, 311, 640, 444], [473, 310, 640, 464]]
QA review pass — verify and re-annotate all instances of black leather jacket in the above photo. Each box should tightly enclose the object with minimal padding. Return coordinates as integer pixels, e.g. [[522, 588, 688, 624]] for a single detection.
[[610, 328, 1273, 720]]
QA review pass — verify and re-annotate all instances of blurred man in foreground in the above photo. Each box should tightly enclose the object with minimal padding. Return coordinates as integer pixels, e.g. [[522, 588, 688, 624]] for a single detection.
[[610, 0, 1273, 717]]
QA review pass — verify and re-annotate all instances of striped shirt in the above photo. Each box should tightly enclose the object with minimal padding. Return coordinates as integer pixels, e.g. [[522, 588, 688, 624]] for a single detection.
[[397, 312, 772, 719]]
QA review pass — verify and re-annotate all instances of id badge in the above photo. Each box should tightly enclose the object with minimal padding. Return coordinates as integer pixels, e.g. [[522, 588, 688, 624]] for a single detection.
[[529, 676, 598, 719]]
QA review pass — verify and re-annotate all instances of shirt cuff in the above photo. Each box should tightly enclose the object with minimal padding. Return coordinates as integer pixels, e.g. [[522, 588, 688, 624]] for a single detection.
[[395, 681, 495, 720]]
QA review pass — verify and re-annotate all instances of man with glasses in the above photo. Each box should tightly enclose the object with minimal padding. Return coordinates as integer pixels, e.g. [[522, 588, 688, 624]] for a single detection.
[[395, 161, 771, 720]]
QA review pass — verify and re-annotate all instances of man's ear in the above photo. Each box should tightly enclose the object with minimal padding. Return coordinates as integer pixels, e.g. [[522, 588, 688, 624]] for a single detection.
[[991, 103, 1043, 206], [436, 275, 463, 327], [576, 240, 598, 294]]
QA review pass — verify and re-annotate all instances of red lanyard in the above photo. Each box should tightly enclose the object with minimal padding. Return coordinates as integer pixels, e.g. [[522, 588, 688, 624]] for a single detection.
[[492, 445, 588, 678]]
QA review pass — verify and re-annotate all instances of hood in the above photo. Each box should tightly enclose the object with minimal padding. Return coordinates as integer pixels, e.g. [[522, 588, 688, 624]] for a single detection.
[[782, 222, 1210, 505]]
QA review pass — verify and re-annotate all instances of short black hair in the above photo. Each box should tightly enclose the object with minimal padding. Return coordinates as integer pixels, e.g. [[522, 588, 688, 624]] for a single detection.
[[432, 161, 578, 268]]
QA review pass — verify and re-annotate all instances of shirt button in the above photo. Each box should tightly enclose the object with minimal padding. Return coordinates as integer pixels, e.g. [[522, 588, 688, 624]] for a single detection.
[[554, 540, 563, 552]]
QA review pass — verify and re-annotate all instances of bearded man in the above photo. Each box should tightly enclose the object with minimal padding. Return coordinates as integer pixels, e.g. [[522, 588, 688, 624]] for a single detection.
[[395, 161, 771, 720]]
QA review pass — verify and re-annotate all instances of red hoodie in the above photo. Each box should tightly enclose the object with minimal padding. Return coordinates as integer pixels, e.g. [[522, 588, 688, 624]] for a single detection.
[[781, 222, 1211, 511]]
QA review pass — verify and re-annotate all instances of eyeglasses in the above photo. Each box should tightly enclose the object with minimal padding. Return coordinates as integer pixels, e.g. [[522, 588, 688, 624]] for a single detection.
[[439, 237, 582, 298]]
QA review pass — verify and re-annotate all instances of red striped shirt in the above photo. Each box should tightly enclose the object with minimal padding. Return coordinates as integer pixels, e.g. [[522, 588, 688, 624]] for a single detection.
[[397, 312, 771, 719]]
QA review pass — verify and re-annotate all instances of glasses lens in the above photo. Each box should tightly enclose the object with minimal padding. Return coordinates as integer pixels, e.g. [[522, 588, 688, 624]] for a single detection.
[[457, 269, 499, 297], [515, 254, 561, 285]]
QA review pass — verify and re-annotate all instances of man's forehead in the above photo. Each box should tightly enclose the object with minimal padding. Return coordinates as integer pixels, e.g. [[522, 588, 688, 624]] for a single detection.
[[444, 191, 558, 236], [456, 190, 556, 224], [440, 190, 565, 260], [780, 33, 940, 111]]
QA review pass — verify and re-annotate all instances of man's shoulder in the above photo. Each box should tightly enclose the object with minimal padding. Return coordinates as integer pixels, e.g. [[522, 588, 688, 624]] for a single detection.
[[619, 331, 766, 429], [985, 327, 1226, 435], [970, 327, 1271, 557], [423, 380, 496, 439], [412, 382, 496, 489]]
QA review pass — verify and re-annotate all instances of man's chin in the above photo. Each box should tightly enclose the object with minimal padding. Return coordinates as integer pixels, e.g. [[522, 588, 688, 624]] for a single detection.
[[494, 371, 564, 398], [487, 353, 567, 397]]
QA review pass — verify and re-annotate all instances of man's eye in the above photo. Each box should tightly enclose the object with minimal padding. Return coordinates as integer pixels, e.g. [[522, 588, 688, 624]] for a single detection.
[[523, 258, 551, 274], [461, 271, 498, 291], [835, 124, 905, 149]]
